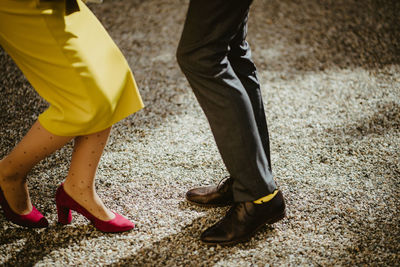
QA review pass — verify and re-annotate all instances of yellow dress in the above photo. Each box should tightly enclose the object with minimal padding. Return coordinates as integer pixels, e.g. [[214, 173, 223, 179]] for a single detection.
[[0, 0, 144, 136]]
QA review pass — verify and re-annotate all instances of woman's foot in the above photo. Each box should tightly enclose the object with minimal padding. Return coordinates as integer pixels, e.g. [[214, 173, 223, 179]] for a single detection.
[[0, 161, 32, 215], [56, 183, 134, 232], [0, 162, 48, 228], [62, 181, 115, 221], [0, 188, 48, 228]]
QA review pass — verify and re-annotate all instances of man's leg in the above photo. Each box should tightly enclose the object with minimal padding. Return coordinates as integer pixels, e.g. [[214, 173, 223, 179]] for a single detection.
[[228, 18, 272, 171], [177, 0, 276, 202], [177, 0, 285, 245]]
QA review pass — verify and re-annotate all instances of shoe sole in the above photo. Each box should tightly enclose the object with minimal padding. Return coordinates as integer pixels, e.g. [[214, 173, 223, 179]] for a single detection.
[[201, 209, 286, 246], [185, 197, 233, 208]]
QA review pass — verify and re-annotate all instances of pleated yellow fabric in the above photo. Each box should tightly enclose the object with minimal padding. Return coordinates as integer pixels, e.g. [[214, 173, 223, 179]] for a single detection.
[[0, 0, 144, 136]]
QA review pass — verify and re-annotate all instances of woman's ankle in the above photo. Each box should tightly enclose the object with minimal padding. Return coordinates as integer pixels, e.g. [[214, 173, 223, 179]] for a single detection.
[[62, 180, 114, 220], [63, 179, 95, 194], [0, 167, 32, 214], [0, 159, 26, 185]]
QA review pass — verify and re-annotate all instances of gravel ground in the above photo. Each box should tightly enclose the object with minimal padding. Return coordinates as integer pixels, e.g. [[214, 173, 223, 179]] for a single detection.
[[1, 0, 399, 266]]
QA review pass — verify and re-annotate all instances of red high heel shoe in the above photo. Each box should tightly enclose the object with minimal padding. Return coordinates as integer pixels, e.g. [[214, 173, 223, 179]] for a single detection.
[[0, 187, 48, 228], [55, 184, 134, 233]]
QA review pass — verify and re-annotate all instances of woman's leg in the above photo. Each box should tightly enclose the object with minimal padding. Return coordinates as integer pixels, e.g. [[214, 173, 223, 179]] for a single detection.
[[62, 127, 114, 221], [0, 121, 73, 214], [0, 121, 115, 221]]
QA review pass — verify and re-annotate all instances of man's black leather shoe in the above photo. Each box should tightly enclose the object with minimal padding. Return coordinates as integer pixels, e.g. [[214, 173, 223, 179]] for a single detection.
[[185, 177, 234, 207], [200, 190, 286, 245]]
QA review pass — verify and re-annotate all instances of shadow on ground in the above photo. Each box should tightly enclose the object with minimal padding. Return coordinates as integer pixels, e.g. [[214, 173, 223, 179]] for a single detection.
[[108, 202, 276, 267], [0, 224, 104, 266], [251, 0, 400, 71]]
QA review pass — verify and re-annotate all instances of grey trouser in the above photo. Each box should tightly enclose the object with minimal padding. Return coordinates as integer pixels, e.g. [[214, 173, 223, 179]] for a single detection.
[[176, 0, 277, 202]]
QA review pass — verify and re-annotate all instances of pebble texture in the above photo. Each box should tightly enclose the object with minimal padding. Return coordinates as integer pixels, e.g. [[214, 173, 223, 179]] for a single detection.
[[0, 0, 399, 266]]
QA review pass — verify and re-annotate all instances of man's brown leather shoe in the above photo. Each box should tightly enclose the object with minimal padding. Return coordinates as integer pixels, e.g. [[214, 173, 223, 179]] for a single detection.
[[185, 177, 234, 207], [200, 190, 286, 245]]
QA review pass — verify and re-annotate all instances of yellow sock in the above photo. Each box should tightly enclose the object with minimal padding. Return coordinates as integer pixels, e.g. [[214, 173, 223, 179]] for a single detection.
[[253, 190, 279, 204]]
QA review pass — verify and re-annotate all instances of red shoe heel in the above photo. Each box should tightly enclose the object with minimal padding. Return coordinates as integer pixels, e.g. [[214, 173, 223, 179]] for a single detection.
[[0, 187, 48, 228], [55, 186, 72, 225], [55, 184, 134, 233], [56, 203, 72, 225]]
